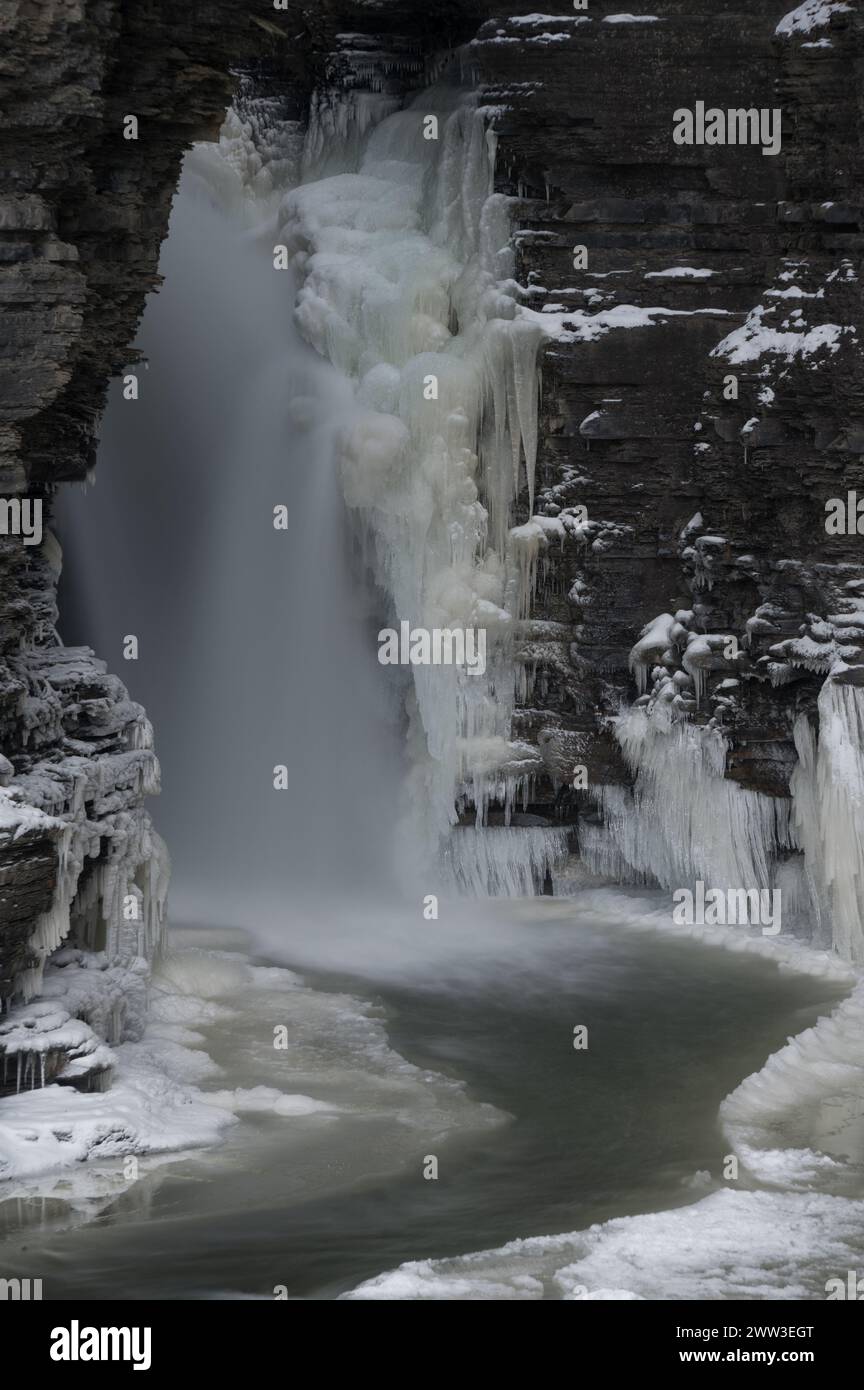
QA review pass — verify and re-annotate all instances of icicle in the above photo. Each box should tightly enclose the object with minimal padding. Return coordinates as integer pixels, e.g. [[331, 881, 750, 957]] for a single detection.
[[791, 681, 864, 962], [281, 69, 550, 876], [442, 826, 568, 897], [583, 709, 795, 893]]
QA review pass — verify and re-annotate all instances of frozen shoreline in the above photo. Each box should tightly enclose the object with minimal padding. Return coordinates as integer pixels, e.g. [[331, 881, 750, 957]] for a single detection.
[[0, 930, 502, 1201], [341, 896, 864, 1300]]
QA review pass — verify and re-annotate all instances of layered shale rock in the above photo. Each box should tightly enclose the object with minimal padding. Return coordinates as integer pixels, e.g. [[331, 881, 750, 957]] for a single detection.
[[466, 5, 863, 844]]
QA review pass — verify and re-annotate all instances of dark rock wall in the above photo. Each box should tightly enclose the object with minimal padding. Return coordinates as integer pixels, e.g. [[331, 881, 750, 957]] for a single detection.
[[476, 3, 862, 818]]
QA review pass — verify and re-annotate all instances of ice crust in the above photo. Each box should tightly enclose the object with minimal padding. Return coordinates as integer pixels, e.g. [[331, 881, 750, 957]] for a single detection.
[[343, 1188, 864, 1300]]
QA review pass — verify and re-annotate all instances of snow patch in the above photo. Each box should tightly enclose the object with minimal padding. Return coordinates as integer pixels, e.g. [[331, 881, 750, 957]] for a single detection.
[[776, 2, 852, 37], [343, 1189, 864, 1300], [644, 266, 714, 279], [711, 304, 852, 365]]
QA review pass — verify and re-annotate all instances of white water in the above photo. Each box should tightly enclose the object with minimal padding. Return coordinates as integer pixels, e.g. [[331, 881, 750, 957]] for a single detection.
[[60, 142, 406, 932]]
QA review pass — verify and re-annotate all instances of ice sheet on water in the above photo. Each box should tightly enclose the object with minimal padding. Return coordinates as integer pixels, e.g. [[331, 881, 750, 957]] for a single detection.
[[721, 981, 864, 1190], [0, 936, 502, 1193], [342, 1188, 864, 1300]]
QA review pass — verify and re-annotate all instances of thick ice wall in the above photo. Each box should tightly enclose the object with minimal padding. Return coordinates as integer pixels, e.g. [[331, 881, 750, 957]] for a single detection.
[[792, 682, 864, 963], [280, 75, 549, 875], [583, 709, 795, 896]]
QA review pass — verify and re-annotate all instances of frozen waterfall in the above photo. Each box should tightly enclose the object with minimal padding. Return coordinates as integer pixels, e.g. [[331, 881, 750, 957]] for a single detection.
[[59, 74, 566, 932], [59, 66, 862, 957], [279, 70, 563, 891]]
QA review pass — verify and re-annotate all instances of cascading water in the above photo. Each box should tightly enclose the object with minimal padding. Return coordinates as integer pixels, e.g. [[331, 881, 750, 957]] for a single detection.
[[60, 70, 571, 914], [59, 134, 405, 933]]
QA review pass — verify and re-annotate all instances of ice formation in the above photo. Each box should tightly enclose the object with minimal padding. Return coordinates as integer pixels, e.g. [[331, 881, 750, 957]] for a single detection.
[[343, 1188, 864, 1300], [721, 980, 864, 1190], [791, 682, 864, 963], [0, 647, 168, 1131], [10, 751, 169, 1004], [581, 670, 864, 964], [279, 68, 564, 888], [443, 826, 569, 897], [582, 709, 795, 894]]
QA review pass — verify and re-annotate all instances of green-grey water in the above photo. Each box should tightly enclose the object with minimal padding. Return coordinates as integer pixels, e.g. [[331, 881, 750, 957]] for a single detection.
[[0, 903, 846, 1301]]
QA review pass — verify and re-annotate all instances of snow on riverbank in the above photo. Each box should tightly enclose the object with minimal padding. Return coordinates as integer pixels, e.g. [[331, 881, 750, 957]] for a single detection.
[[0, 934, 501, 1195], [343, 1188, 864, 1300]]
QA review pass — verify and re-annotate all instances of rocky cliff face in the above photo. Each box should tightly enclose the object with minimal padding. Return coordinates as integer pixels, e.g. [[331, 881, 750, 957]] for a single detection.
[[0, 0, 312, 1073], [1, 0, 861, 1083], [480, 3, 863, 829]]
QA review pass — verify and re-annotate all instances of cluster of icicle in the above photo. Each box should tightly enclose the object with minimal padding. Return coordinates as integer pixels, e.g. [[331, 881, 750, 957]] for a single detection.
[[2, 1048, 48, 1094], [12, 719, 169, 1004], [791, 680, 864, 963], [584, 679, 864, 964], [280, 71, 565, 891], [15, 812, 169, 1005], [584, 706, 796, 894]]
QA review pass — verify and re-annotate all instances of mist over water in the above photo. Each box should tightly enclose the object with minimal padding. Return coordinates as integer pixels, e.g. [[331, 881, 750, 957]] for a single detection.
[[59, 158, 406, 940]]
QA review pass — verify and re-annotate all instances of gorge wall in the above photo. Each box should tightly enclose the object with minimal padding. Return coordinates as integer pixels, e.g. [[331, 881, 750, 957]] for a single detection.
[[1, 0, 862, 1092], [0, 0, 310, 1078]]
